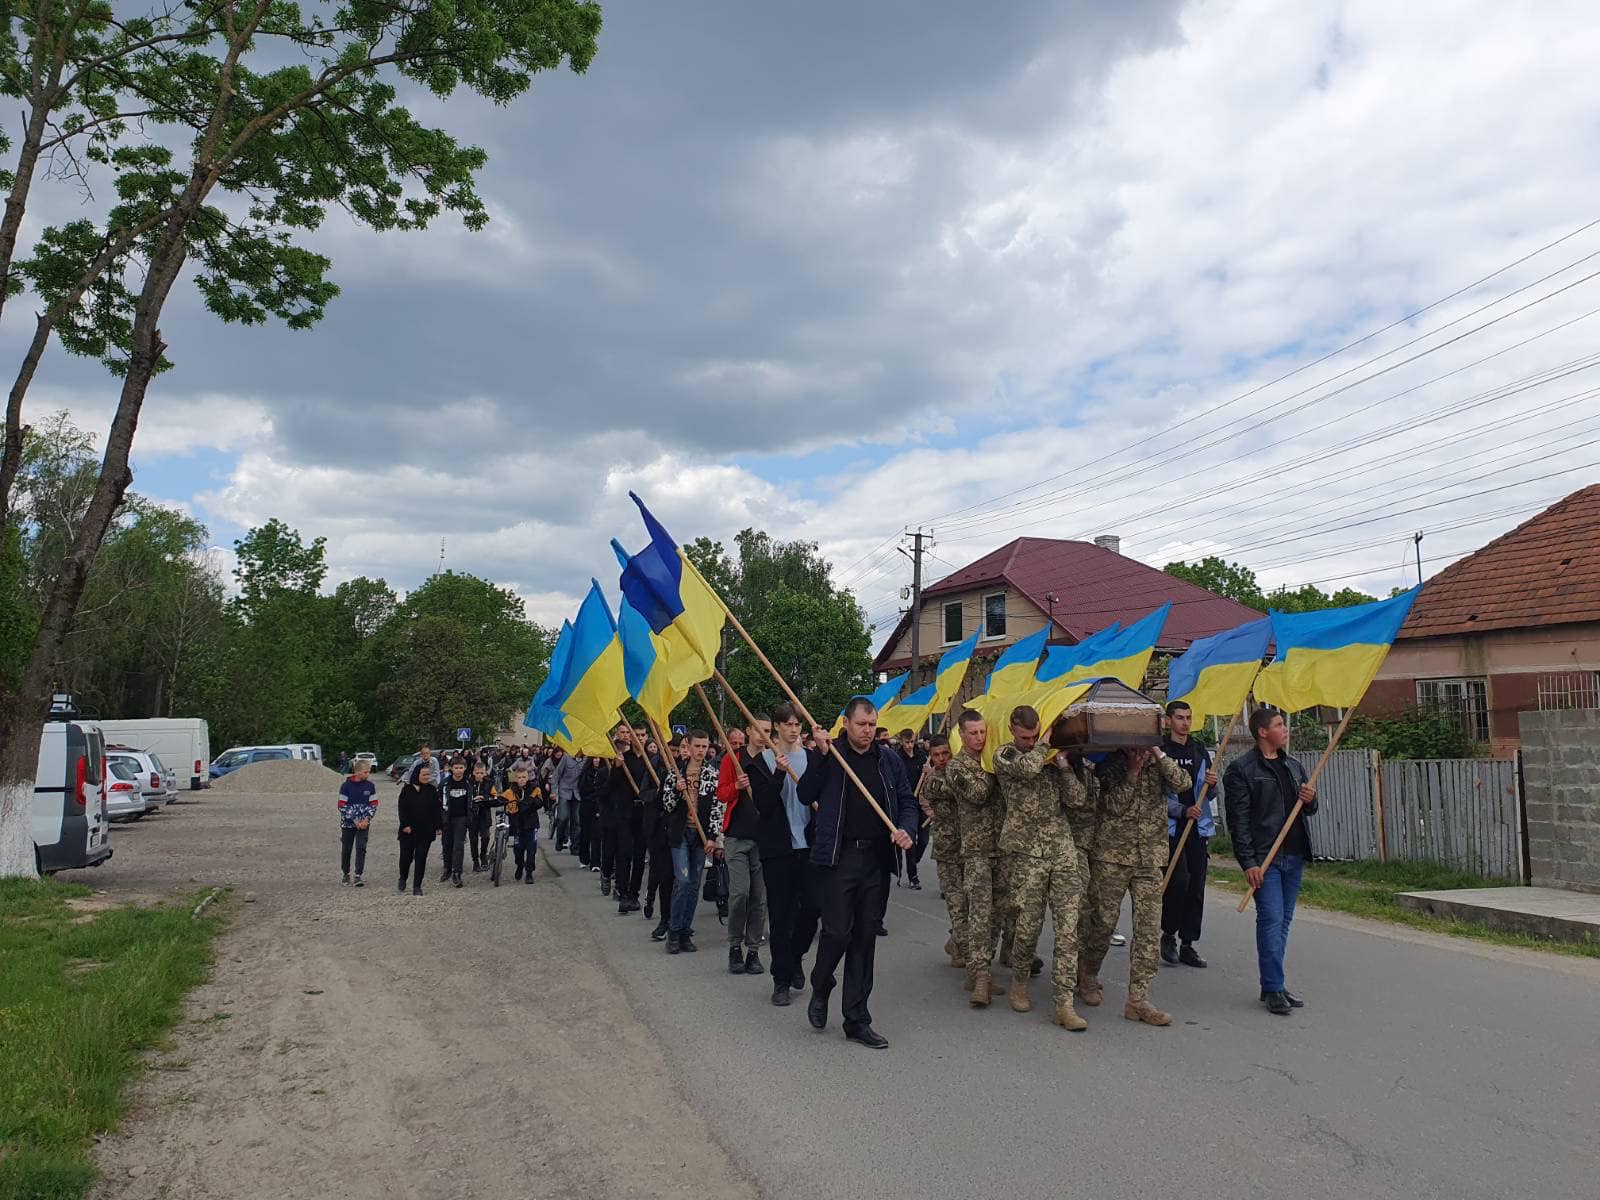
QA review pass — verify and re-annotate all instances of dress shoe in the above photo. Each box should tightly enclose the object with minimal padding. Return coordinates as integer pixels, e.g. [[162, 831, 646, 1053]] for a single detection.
[[729, 946, 746, 975], [790, 970, 806, 992], [681, 934, 698, 953], [771, 985, 792, 1007], [439, 868, 451, 883], [744, 949, 762, 976], [667, 931, 681, 955], [1179, 944, 1207, 968], [844, 1024, 889, 1050], [412, 885, 423, 896], [808, 990, 829, 1029], [875, 923, 888, 937], [644, 897, 654, 920], [1160, 934, 1179, 966], [650, 920, 670, 941], [1262, 990, 1292, 1016], [397, 877, 406, 893], [514, 866, 523, 881], [1123, 997, 1172, 1026], [1052, 1002, 1088, 1032], [523, 872, 534, 884], [1282, 988, 1304, 1008]]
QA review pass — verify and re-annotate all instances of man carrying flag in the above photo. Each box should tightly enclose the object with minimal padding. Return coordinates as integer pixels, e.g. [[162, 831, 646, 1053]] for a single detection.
[[1159, 700, 1217, 968]]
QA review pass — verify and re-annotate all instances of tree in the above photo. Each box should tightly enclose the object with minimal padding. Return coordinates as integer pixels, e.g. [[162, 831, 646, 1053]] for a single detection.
[[0, 1, 601, 874], [1164, 556, 1376, 614]]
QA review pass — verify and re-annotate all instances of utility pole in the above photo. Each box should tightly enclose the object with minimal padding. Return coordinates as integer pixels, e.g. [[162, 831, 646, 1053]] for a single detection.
[[898, 529, 928, 689], [1413, 531, 1424, 585], [1045, 591, 1059, 639]]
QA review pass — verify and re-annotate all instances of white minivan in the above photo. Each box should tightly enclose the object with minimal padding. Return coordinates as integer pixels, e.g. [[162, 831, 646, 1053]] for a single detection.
[[33, 715, 113, 874], [93, 717, 211, 791]]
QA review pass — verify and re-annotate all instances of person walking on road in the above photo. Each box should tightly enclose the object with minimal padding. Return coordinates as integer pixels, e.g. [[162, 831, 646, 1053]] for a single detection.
[[1224, 708, 1318, 1017], [717, 713, 778, 977], [440, 759, 473, 887], [338, 759, 378, 886], [397, 766, 443, 895], [802, 700, 918, 1050], [666, 731, 718, 955], [1160, 701, 1217, 969], [553, 746, 584, 853]]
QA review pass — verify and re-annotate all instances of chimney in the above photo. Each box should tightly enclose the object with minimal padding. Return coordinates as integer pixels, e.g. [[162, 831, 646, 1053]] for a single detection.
[[1093, 534, 1121, 555]]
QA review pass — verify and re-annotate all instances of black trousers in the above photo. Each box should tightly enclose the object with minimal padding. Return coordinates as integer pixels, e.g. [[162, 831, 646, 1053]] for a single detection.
[[902, 822, 930, 883], [600, 822, 621, 881], [512, 817, 538, 875], [445, 816, 469, 875], [469, 811, 490, 867], [398, 833, 432, 888], [646, 823, 674, 917], [340, 826, 368, 876], [621, 814, 646, 899], [764, 850, 819, 980], [582, 801, 602, 866], [1162, 831, 1209, 944], [811, 842, 887, 1028]]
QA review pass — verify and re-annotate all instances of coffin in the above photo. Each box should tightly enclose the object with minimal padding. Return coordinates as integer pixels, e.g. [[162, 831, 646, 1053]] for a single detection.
[[1047, 678, 1163, 752]]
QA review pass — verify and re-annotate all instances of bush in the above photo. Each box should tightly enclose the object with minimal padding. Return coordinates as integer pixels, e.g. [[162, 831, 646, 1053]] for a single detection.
[[1343, 706, 1476, 759]]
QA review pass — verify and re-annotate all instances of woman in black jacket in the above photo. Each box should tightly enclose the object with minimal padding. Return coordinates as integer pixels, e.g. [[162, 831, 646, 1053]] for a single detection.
[[397, 765, 443, 895]]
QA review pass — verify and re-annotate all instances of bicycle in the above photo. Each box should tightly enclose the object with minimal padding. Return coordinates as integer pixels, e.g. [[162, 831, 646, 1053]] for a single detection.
[[489, 807, 511, 886]]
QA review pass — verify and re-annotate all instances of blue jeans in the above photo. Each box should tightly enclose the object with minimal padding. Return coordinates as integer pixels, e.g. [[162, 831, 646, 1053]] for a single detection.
[[1254, 853, 1304, 993], [669, 837, 705, 933]]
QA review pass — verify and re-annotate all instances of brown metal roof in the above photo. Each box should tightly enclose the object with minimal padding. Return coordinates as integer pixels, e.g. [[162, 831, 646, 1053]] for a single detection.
[[1399, 484, 1600, 640], [873, 537, 1263, 671]]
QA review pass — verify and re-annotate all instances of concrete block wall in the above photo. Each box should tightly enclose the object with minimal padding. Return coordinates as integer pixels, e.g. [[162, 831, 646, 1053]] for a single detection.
[[1518, 707, 1600, 894]]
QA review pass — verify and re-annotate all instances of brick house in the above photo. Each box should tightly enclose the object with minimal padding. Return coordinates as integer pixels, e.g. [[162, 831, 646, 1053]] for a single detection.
[[1365, 484, 1600, 755], [872, 535, 1262, 704]]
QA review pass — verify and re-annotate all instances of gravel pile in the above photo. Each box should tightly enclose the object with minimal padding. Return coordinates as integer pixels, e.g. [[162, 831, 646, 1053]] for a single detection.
[[209, 759, 347, 794]]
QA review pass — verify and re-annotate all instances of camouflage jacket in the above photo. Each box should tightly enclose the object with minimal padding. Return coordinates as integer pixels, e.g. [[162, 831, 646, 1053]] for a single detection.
[[921, 767, 963, 861], [1060, 757, 1100, 852], [994, 744, 1076, 860], [948, 750, 1002, 858], [1092, 752, 1189, 868]]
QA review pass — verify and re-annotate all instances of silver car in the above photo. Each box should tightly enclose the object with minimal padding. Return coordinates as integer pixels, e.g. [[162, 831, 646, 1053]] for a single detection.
[[107, 747, 175, 816]]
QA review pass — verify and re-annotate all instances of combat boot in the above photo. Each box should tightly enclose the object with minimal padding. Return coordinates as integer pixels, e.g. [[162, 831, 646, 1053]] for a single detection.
[[1123, 997, 1172, 1026], [970, 971, 992, 1008], [1052, 1002, 1088, 1032], [1076, 975, 1103, 1007], [962, 969, 976, 993], [1007, 973, 1032, 1013]]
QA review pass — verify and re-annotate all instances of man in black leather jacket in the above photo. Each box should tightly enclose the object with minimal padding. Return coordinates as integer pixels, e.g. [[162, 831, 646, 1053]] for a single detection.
[[1223, 708, 1317, 1017]]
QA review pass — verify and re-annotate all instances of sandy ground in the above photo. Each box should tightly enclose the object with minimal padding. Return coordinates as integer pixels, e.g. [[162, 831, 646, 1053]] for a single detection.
[[83, 782, 758, 1200]]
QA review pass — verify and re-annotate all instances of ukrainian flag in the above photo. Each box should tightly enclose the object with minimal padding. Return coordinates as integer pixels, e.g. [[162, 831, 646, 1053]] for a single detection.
[[1165, 616, 1270, 721], [1254, 588, 1421, 712], [832, 672, 908, 734], [612, 540, 702, 730], [619, 493, 726, 678], [1059, 604, 1171, 689], [985, 625, 1051, 697], [877, 683, 937, 737], [959, 677, 1096, 772], [556, 580, 630, 748], [1035, 621, 1121, 684], [931, 629, 980, 712], [526, 619, 575, 734]]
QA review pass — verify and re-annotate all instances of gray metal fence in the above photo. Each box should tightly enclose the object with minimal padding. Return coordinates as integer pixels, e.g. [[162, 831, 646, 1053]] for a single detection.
[[1217, 748, 1523, 880]]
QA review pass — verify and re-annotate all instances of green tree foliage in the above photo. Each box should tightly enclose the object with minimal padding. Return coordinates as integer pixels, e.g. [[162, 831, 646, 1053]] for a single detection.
[[1164, 555, 1376, 613], [1342, 707, 1476, 759]]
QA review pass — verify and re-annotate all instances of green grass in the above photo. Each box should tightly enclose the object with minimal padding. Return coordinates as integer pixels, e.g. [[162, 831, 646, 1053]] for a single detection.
[[1207, 857, 1600, 959], [0, 877, 228, 1200]]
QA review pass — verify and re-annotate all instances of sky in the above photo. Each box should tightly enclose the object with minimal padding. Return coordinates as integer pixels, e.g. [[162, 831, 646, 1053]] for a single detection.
[[15, 0, 1600, 647]]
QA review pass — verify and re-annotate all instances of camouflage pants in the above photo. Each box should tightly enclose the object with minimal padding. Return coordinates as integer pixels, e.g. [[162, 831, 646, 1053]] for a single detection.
[[934, 856, 968, 952], [1007, 849, 1083, 1003], [961, 854, 1009, 974], [1077, 859, 1162, 1002]]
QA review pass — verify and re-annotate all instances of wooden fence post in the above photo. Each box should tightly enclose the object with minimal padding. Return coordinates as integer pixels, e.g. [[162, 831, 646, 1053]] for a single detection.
[[1371, 748, 1387, 863]]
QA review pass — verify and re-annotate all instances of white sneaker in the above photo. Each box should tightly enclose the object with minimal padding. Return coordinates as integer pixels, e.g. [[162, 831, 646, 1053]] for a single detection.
[[1110, 930, 1127, 947]]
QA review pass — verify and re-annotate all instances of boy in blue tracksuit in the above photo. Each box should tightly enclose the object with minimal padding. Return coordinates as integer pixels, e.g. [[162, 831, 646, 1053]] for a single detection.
[[338, 761, 378, 886]]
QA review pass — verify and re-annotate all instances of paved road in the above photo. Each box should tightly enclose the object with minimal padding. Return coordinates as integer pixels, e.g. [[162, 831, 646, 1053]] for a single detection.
[[551, 840, 1600, 1200]]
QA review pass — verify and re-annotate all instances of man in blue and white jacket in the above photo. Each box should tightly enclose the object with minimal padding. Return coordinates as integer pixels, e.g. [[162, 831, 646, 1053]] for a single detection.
[[337, 760, 379, 887], [1160, 700, 1218, 968]]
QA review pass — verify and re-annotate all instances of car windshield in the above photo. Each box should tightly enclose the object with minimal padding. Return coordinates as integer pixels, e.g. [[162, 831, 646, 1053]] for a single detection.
[[216, 751, 249, 769], [148, 753, 168, 773], [258, 750, 291, 761]]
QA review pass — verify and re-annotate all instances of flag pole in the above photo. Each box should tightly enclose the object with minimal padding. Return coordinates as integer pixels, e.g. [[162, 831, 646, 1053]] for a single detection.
[[1235, 705, 1358, 913], [644, 712, 709, 851], [711, 667, 800, 783], [694, 683, 756, 807], [611, 711, 641, 797], [1162, 715, 1240, 895], [688, 550, 898, 835]]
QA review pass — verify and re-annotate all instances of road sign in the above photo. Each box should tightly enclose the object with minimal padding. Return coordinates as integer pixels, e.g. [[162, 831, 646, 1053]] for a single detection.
[[456, 727, 471, 743]]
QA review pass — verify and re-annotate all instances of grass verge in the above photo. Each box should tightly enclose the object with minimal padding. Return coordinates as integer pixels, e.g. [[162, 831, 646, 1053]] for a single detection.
[[0, 876, 228, 1199], [1207, 857, 1600, 959]]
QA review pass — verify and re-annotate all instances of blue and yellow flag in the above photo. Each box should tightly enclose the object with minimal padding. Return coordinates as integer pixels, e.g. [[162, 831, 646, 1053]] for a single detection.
[[526, 620, 575, 735], [877, 683, 937, 737], [985, 625, 1050, 697], [557, 580, 630, 749], [932, 629, 980, 712], [832, 672, 907, 734], [1254, 588, 1420, 712], [618, 492, 727, 680], [612, 540, 705, 730], [1059, 604, 1170, 689], [956, 678, 1096, 771], [1166, 616, 1270, 721], [1034, 621, 1121, 684]]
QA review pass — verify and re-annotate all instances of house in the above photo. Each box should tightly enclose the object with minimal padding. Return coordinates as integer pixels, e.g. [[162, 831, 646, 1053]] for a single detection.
[[1364, 484, 1600, 755], [872, 535, 1263, 703]]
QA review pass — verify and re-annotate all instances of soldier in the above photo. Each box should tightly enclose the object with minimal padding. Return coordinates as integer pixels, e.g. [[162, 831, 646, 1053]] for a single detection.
[[920, 738, 966, 968], [946, 709, 1005, 1007], [1077, 746, 1189, 1025], [994, 706, 1089, 1032], [1058, 742, 1104, 1004]]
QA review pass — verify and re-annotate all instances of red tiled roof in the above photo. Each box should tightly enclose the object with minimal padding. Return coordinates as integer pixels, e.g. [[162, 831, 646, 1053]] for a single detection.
[[873, 537, 1263, 671], [1399, 484, 1600, 640]]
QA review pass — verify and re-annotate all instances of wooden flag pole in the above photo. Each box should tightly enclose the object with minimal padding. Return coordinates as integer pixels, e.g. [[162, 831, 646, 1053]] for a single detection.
[[611, 712, 641, 797], [1161, 717, 1240, 895], [1235, 705, 1358, 913], [711, 667, 800, 784], [694, 683, 755, 806], [693, 556, 898, 835], [645, 712, 708, 851]]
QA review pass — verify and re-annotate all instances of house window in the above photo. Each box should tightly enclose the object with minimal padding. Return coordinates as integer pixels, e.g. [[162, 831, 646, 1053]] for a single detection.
[[942, 601, 963, 646], [1416, 677, 1489, 744], [983, 592, 1006, 639]]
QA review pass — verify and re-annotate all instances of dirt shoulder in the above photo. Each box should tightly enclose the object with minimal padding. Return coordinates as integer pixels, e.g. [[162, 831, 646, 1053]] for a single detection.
[[85, 782, 757, 1200]]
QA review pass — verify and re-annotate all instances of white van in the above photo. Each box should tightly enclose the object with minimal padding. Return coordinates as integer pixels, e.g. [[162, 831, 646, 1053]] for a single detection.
[[285, 743, 323, 763], [93, 717, 211, 790], [33, 717, 113, 874]]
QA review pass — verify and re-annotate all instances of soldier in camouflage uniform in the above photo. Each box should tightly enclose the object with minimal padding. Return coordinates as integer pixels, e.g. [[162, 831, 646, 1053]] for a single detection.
[[946, 709, 1005, 1007], [1077, 746, 1189, 1025], [919, 739, 966, 967], [994, 706, 1089, 1032], [1059, 748, 1102, 983]]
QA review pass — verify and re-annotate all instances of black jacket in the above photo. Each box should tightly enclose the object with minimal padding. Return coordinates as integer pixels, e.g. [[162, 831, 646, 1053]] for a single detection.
[[579, 760, 609, 808], [397, 782, 443, 840], [1223, 747, 1317, 870], [799, 739, 919, 868]]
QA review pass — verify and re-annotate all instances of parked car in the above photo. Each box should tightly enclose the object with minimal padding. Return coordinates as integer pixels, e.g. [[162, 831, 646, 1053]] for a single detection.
[[93, 717, 210, 790], [388, 753, 420, 780], [284, 743, 323, 763], [107, 746, 176, 815], [33, 694, 113, 874], [105, 758, 155, 821], [351, 752, 379, 771], [209, 745, 295, 778]]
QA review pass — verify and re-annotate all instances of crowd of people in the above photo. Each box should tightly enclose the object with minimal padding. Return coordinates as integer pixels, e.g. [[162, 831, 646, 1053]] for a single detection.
[[335, 696, 1317, 1047]]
